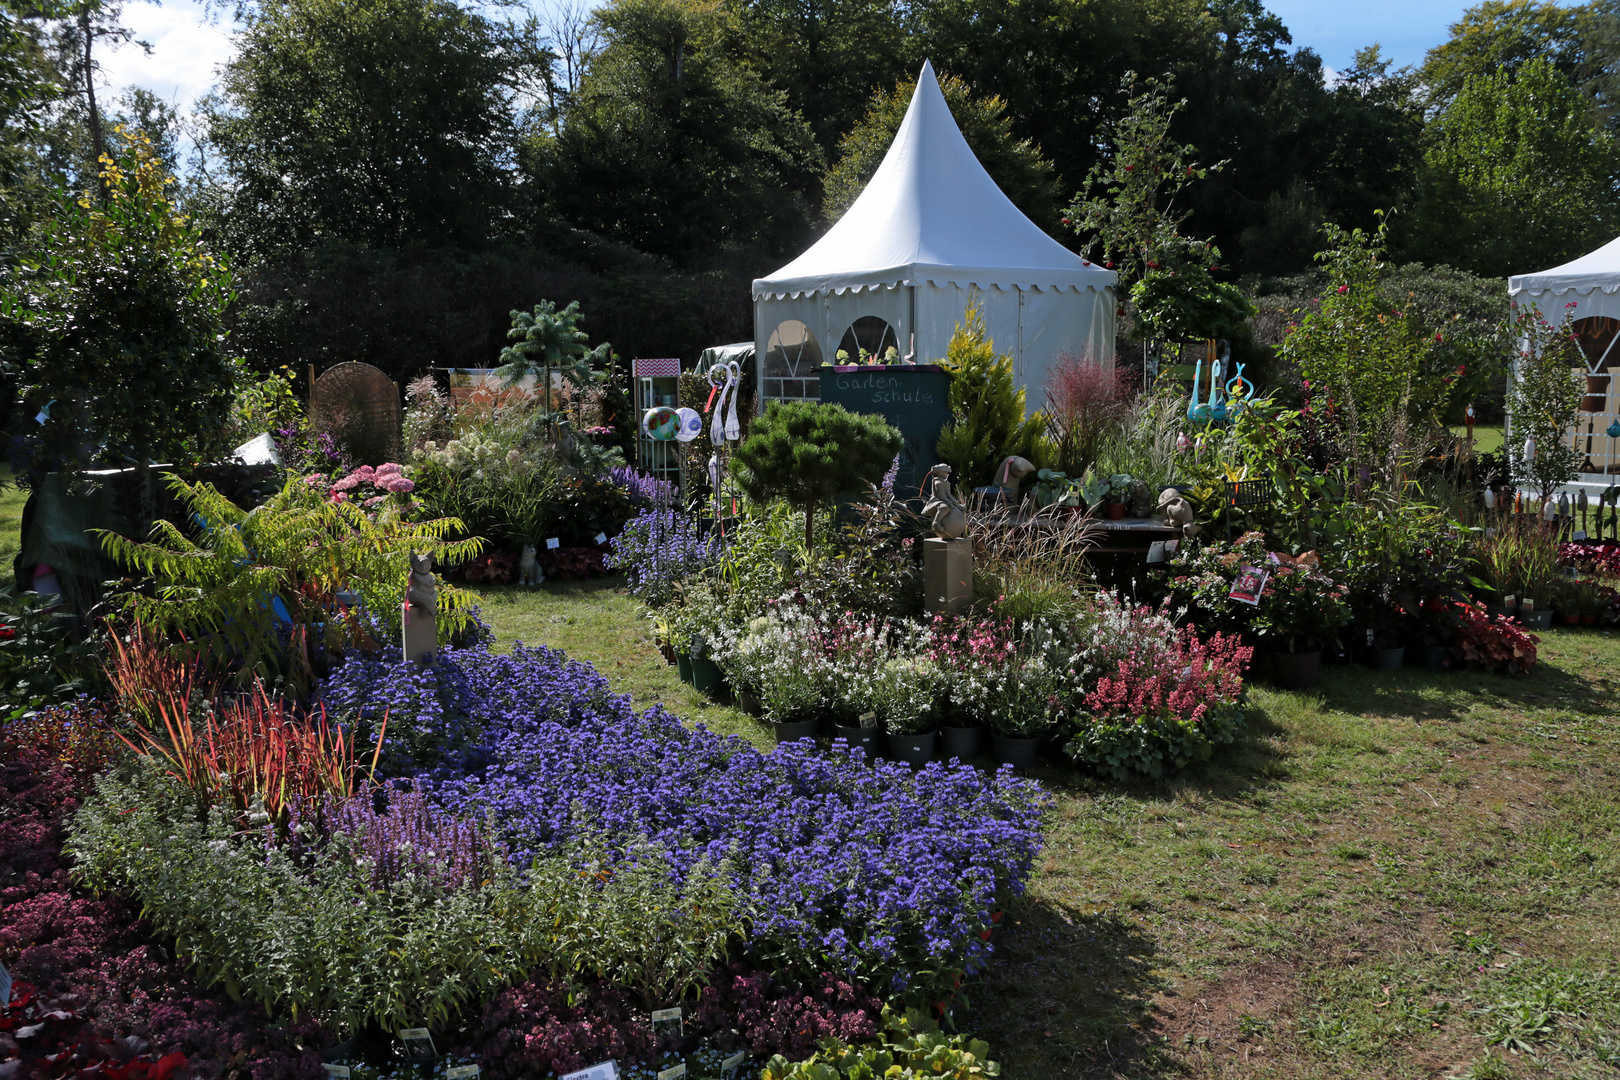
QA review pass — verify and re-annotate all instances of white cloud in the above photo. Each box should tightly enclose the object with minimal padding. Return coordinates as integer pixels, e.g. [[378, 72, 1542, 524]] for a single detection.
[[97, 0, 236, 112]]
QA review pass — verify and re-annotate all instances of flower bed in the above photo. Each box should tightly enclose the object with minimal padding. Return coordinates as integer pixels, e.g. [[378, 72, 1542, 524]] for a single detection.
[[320, 643, 1048, 991], [1, 720, 331, 1080]]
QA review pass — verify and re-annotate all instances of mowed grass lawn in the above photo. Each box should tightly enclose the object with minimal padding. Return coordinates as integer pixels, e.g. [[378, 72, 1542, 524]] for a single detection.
[[473, 579, 1620, 1080]]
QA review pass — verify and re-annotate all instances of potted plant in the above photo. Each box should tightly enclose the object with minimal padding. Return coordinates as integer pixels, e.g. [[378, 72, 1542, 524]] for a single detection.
[[874, 656, 943, 766], [1247, 556, 1351, 689]]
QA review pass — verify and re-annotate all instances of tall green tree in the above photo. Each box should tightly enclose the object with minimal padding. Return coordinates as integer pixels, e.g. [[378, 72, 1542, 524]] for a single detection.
[[1418, 0, 1598, 109], [1404, 56, 1617, 273], [731, 0, 907, 152], [0, 132, 239, 487], [536, 0, 822, 263], [822, 70, 1062, 231], [205, 0, 537, 255]]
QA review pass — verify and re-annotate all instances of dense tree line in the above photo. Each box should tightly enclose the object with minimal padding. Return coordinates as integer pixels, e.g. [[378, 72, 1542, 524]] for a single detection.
[[0, 0, 1616, 389]]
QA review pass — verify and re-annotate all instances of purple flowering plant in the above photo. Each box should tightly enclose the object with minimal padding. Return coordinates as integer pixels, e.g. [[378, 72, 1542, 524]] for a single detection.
[[319, 642, 1049, 992], [606, 508, 726, 607]]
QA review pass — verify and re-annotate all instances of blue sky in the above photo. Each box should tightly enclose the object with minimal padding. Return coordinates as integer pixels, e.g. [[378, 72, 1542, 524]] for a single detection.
[[1264, 0, 1478, 74], [103, 0, 1499, 116]]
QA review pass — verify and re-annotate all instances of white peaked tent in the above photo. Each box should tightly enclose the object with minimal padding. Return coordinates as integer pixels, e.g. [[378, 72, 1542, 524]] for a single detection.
[[1508, 236, 1620, 485], [752, 60, 1117, 408]]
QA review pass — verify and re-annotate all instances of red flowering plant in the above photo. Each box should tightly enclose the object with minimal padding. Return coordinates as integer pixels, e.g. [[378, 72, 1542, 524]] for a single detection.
[[1447, 600, 1538, 674], [1065, 623, 1252, 780]]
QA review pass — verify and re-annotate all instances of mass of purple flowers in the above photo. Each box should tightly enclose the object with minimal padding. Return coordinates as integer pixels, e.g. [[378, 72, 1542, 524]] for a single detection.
[[310, 788, 502, 893], [606, 508, 726, 604], [318, 642, 1048, 989], [607, 464, 675, 509]]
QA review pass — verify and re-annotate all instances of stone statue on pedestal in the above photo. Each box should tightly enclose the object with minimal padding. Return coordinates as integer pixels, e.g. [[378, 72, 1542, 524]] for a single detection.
[[922, 463, 968, 539]]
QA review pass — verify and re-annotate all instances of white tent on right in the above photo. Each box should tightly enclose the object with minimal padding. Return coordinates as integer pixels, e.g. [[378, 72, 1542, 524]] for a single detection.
[[1509, 236, 1620, 486]]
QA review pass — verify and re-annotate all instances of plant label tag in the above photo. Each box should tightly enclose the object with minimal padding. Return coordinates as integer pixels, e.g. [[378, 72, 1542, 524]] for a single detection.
[[720, 1052, 747, 1076], [1574, 530, 1587, 540], [560, 1063, 619, 1080], [547, 537, 561, 550], [446, 1067, 480, 1079], [397, 1028, 436, 1061], [0, 959, 10, 1007], [595, 532, 608, 545], [1164, 538, 1180, 555], [1146, 541, 1165, 563], [322, 1067, 350, 1079], [651, 1008, 683, 1023], [657, 1066, 686, 1080], [1228, 565, 1267, 606]]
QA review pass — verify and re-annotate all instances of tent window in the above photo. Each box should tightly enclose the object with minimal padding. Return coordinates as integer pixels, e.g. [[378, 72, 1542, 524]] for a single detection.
[[838, 316, 899, 364], [764, 320, 823, 402]]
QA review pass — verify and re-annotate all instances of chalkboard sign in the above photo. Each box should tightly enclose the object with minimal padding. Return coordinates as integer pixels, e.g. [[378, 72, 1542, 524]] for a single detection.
[[819, 366, 951, 493]]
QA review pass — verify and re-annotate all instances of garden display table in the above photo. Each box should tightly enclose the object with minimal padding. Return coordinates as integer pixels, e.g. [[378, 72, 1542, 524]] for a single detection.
[[1086, 517, 1182, 554]]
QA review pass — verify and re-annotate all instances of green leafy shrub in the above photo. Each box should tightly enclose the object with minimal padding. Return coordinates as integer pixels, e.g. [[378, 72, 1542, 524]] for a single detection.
[[97, 473, 483, 688], [730, 400, 902, 550], [761, 1006, 1000, 1080], [933, 301, 1046, 490], [67, 761, 744, 1033]]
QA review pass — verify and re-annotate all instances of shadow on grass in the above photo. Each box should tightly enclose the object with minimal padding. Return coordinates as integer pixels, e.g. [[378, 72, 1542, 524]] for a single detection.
[[1031, 701, 1294, 809], [1299, 654, 1609, 725], [966, 897, 1168, 1079]]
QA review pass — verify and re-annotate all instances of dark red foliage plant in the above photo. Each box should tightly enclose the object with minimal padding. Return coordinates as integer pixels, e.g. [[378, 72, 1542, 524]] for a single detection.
[[1043, 350, 1136, 476], [0, 736, 332, 1080], [468, 978, 659, 1080], [687, 964, 881, 1061]]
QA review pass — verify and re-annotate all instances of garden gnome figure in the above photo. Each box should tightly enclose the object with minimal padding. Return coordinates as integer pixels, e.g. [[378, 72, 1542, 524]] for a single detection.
[[921, 464, 972, 615], [403, 552, 439, 663]]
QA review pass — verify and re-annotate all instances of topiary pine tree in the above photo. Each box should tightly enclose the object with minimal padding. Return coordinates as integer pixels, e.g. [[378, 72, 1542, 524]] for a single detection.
[[934, 300, 1047, 490], [729, 400, 902, 551]]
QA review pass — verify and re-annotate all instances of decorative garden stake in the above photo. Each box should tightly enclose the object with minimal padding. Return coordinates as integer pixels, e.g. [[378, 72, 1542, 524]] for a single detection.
[[403, 553, 438, 663]]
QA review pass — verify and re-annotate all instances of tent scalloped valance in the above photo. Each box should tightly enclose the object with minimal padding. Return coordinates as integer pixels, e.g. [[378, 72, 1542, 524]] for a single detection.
[[753, 280, 1109, 301]]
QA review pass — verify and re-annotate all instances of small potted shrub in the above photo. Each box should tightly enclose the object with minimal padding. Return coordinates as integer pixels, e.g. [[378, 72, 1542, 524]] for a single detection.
[[1248, 556, 1352, 688], [874, 656, 944, 766]]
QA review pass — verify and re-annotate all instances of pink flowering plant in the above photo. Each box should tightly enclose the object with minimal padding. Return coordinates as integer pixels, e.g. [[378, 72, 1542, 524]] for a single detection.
[[1066, 624, 1252, 779], [303, 462, 420, 522]]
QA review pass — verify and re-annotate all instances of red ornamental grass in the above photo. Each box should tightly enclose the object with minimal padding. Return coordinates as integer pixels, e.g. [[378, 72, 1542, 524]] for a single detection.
[[119, 680, 386, 825]]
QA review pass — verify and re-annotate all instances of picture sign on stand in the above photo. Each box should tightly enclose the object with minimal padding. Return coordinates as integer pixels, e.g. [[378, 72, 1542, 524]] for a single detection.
[[560, 1063, 619, 1080]]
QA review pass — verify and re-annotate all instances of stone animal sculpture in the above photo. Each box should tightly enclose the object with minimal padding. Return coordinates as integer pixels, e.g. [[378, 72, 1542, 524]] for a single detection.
[[402, 552, 439, 663], [991, 455, 1036, 499], [922, 464, 969, 539], [519, 544, 544, 586], [406, 553, 438, 613], [1156, 488, 1200, 539]]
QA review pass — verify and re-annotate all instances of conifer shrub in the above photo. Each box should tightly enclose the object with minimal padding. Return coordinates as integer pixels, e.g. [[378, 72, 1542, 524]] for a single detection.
[[934, 301, 1047, 490], [729, 401, 902, 550]]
